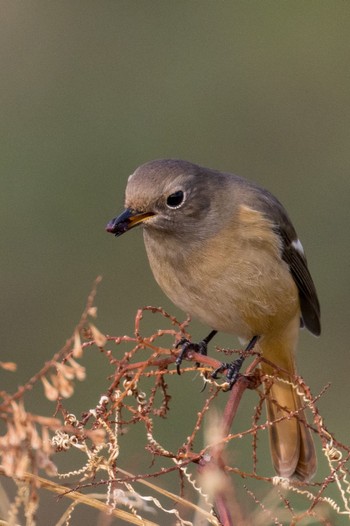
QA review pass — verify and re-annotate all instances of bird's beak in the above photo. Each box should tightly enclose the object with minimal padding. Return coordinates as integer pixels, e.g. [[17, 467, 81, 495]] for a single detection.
[[106, 208, 155, 237]]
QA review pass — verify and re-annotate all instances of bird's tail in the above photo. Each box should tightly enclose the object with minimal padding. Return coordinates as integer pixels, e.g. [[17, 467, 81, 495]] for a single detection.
[[258, 321, 317, 481]]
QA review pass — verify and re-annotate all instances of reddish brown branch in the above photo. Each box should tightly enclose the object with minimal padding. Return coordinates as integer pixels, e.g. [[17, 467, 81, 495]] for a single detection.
[[0, 291, 346, 525]]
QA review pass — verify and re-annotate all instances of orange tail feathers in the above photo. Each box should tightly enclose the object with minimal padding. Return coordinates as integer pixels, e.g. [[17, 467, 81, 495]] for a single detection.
[[258, 320, 317, 481]]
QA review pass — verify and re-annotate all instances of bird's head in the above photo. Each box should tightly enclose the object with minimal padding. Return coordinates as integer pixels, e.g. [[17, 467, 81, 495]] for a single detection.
[[106, 159, 232, 242]]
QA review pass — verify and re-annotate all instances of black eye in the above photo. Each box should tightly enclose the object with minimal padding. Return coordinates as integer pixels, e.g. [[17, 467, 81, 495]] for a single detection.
[[166, 190, 185, 209]]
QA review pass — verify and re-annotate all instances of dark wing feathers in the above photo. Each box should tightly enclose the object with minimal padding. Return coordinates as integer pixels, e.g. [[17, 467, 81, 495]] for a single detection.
[[253, 188, 321, 336], [274, 224, 321, 336], [281, 238, 321, 336]]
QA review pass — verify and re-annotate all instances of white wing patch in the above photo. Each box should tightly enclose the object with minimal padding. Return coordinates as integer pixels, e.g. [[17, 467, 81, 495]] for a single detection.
[[292, 238, 305, 255]]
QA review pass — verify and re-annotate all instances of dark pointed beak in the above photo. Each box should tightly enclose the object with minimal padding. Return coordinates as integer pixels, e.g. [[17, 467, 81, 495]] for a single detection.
[[106, 208, 155, 237]]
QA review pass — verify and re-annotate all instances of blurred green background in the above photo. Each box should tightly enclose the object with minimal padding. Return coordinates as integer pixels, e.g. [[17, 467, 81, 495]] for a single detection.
[[1, 2, 349, 524]]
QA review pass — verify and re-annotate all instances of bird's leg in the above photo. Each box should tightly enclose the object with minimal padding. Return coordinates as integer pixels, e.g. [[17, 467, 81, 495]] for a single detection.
[[211, 335, 259, 388], [175, 330, 217, 375]]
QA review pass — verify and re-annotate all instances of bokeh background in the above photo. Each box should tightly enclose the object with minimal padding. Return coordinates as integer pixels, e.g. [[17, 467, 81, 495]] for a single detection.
[[1, 2, 349, 524]]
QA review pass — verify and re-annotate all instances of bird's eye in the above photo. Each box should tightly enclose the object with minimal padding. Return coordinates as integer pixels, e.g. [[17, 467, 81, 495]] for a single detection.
[[166, 190, 185, 209]]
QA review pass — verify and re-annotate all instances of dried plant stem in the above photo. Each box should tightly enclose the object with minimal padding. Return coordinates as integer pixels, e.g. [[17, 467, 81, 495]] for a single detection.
[[1, 285, 347, 525], [0, 468, 158, 526], [201, 357, 262, 526]]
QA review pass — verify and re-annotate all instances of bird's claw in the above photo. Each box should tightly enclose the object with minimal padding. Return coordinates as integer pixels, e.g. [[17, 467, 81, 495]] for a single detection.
[[211, 354, 245, 388], [210, 335, 259, 389], [226, 354, 246, 386], [175, 338, 208, 375]]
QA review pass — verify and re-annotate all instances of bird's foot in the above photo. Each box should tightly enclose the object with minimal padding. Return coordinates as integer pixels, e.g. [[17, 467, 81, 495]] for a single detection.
[[175, 330, 217, 375], [175, 339, 208, 375], [211, 355, 245, 387], [211, 335, 259, 389]]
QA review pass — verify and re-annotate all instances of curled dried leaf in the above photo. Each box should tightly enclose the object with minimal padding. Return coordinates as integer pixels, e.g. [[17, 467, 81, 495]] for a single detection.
[[51, 374, 74, 398], [89, 323, 107, 347], [72, 329, 83, 358], [0, 361, 17, 371], [56, 362, 75, 380], [88, 306, 98, 318], [41, 376, 59, 401], [67, 358, 86, 381]]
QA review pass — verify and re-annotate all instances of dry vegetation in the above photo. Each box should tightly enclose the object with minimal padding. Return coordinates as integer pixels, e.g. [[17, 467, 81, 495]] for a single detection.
[[0, 277, 349, 525]]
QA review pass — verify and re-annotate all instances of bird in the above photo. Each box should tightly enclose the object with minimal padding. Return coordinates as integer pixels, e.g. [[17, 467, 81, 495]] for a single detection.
[[106, 158, 320, 481]]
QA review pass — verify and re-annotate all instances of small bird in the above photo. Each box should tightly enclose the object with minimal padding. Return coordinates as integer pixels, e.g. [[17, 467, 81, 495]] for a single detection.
[[106, 159, 320, 481]]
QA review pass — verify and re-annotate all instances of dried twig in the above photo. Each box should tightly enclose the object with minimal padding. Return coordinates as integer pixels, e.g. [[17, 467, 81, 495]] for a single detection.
[[0, 278, 348, 525]]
